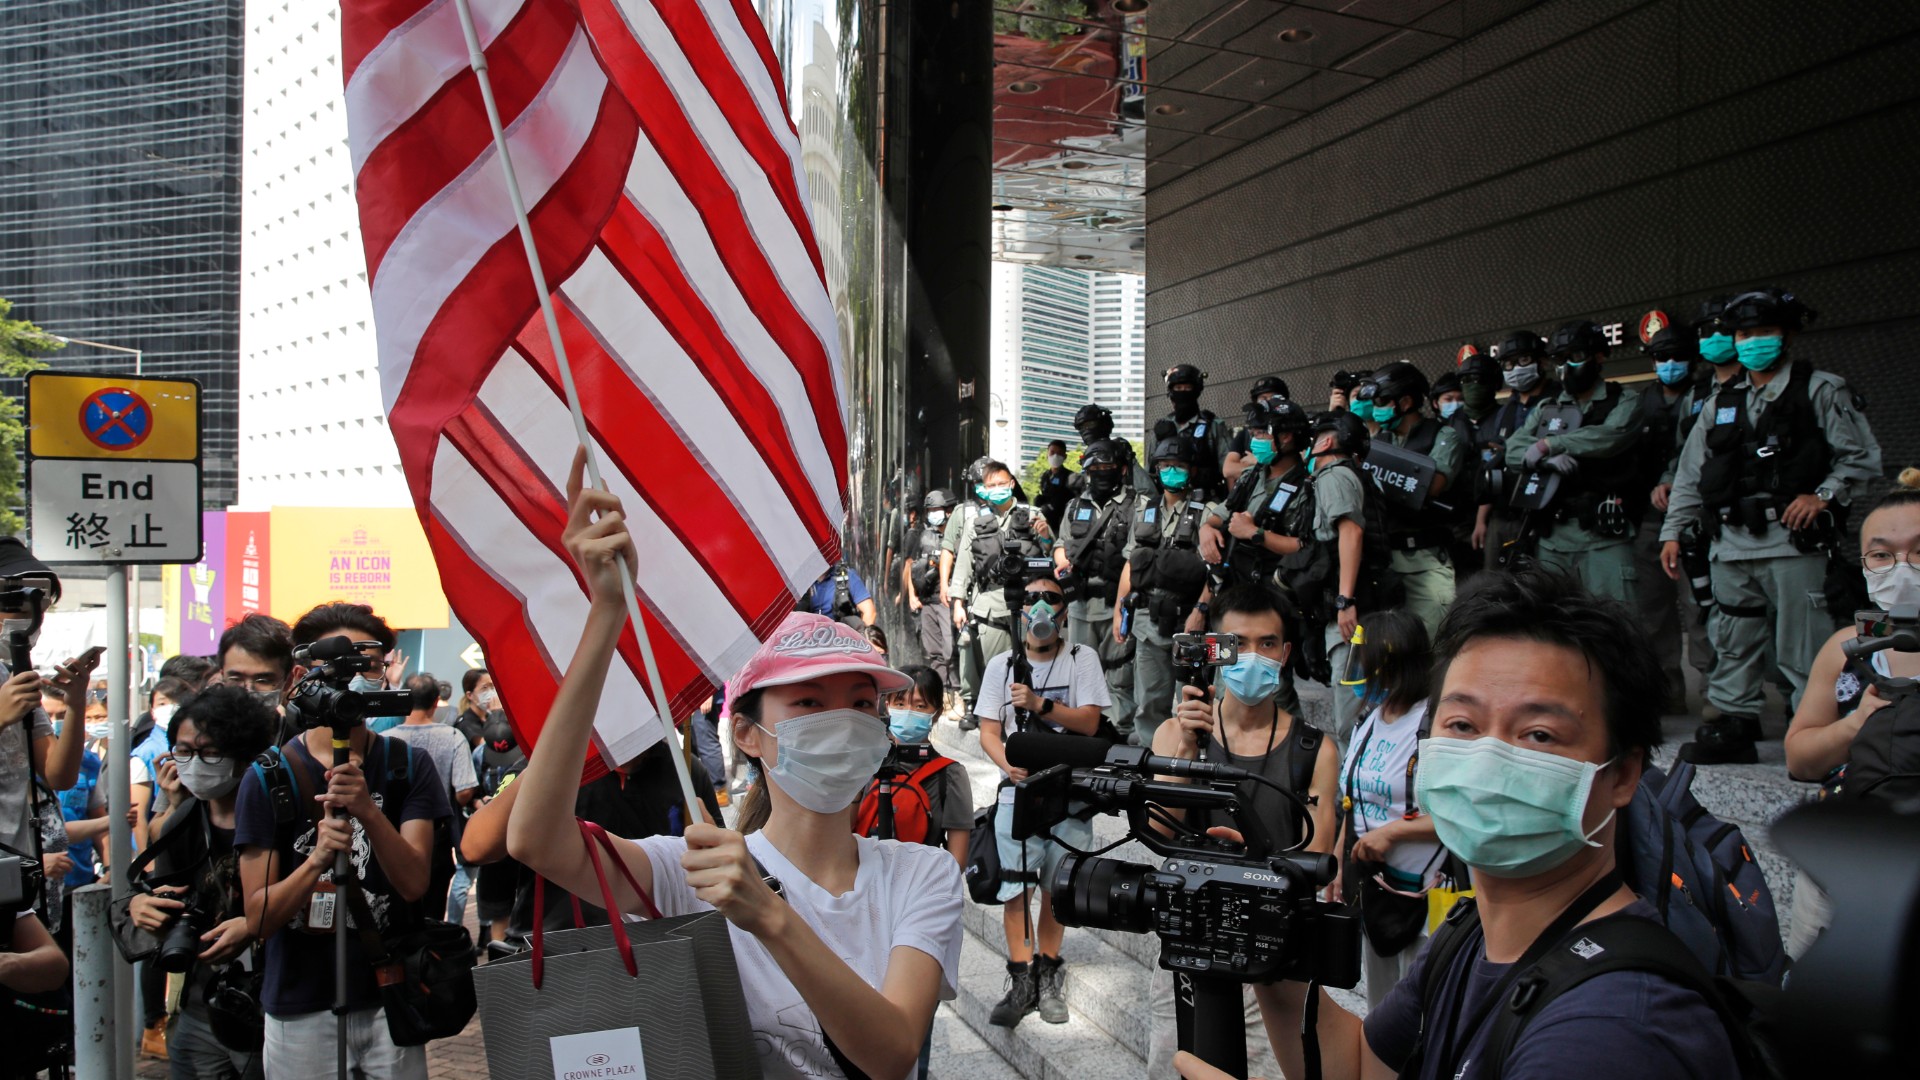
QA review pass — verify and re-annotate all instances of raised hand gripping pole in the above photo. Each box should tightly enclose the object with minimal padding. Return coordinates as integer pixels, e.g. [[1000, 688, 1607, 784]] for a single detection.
[[453, 0, 701, 819]]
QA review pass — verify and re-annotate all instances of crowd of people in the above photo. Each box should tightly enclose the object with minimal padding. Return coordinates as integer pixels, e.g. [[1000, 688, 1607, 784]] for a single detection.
[[0, 283, 1906, 1080]]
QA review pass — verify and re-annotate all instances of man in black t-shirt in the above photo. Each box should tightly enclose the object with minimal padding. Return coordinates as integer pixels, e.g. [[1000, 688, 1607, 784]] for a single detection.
[[1178, 571, 1737, 1080]]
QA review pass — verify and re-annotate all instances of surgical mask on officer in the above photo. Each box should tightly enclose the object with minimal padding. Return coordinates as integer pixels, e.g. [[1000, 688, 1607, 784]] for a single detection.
[[1734, 331, 1785, 372], [1158, 465, 1190, 491], [1248, 436, 1277, 465], [1048, 453, 1066, 470], [977, 481, 1015, 506], [1436, 396, 1463, 421], [927, 509, 947, 527], [1559, 356, 1601, 395], [1504, 361, 1541, 393], [1654, 359, 1693, 386], [1698, 331, 1737, 365], [1369, 401, 1398, 426]]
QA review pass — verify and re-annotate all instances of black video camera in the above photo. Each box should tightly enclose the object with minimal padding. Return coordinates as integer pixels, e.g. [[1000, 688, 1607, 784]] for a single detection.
[[1006, 737, 1359, 989], [1328, 370, 1362, 395], [877, 740, 939, 780], [287, 637, 412, 731], [0, 842, 47, 916], [1000, 555, 1058, 611], [1171, 632, 1237, 692]]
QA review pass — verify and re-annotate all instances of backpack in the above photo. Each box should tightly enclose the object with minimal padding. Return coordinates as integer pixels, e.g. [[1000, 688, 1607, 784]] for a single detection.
[[249, 734, 418, 857], [854, 756, 958, 846], [1615, 762, 1785, 985], [1837, 678, 1920, 811], [964, 798, 1004, 905]]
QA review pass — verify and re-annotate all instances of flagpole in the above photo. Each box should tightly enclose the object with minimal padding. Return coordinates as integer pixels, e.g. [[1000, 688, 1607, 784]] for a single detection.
[[452, 0, 703, 821]]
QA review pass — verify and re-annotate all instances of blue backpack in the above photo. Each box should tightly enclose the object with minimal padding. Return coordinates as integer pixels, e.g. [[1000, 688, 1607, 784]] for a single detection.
[[1616, 761, 1786, 985]]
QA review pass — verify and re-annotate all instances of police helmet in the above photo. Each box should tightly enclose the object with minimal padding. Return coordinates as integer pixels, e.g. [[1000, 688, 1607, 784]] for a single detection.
[[1149, 434, 1198, 465], [1262, 399, 1312, 444], [1074, 402, 1114, 439], [1309, 410, 1371, 459], [923, 488, 958, 512], [1492, 330, 1547, 364], [963, 456, 991, 488], [1250, 375, 1290, 402], [899, 475, 921, 507], [1642, 325, 1700, 363], [1163, 364, 1207, 390], [1458, 352, 1501, 387], [1692, 296, 1731, 336], [1429, 371, 1463, 400], [1081, 438, 1125, 471], [1366, 361, 1430, 406], [1547, 321, 1609, 358], [1721, 287, 1815, 333]]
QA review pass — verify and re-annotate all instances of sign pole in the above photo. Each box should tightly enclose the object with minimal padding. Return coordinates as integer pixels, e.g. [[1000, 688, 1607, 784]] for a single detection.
[[107, 563, 134, 1080]]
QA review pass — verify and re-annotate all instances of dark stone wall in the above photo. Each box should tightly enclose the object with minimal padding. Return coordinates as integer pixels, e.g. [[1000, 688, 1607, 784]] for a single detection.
[[1145, 0, 1920, 474]]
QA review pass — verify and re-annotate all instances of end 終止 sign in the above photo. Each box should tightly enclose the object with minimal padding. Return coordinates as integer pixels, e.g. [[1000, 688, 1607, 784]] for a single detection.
[[27, 372, 203, 564]]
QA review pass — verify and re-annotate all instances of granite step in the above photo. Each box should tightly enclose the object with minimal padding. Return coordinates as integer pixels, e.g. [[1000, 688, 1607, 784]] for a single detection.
[[958, 891, 1157, 1061], [949, 921, 1145, 1080], [927, 1002, 1024, 1080]]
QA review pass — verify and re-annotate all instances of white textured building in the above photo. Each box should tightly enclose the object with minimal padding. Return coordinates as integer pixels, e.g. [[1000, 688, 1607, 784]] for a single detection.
[[238, 0, 407, 508], [991, 263, 1145, 468]]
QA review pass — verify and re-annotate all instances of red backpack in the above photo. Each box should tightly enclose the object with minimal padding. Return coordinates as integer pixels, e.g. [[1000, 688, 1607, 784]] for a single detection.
[[854, 756, 957, 845]]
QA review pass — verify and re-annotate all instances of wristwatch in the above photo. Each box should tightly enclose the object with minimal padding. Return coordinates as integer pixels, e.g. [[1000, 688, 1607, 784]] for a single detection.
[[1333, 594, 1357, 612], [1815, 485, 1837, 504], [1041, 698, 1055, 716], [1250, 527, 1267, 546], [1194, 601, 1210, 615]]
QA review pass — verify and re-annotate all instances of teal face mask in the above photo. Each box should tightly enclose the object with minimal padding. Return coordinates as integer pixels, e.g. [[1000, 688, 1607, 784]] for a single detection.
[[1416, 738, 1617, 879], [1158, 466, 1190, 491], [1698, 332, 1736, 365], [1248, 437, 1277, 465], [888, 706, 936, 744], [1438, 400, 1463, 420], [1654, 359, 1692, 386], [1734, 335, 1784, 372], [1219, 652, 1283, 705], [1369, 402, 1397, 426], [977, 483, 1015, 505], [1348, 396, 1370, 418]]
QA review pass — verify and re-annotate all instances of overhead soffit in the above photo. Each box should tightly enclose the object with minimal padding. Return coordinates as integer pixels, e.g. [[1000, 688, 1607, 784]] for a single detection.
[[991, 1, 1532, 274]]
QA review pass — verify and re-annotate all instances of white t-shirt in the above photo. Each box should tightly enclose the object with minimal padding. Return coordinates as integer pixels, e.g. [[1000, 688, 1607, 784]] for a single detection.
[[632, 830, 963, 1080], [1340, 700, 1444, 889], [974, 644, 1111, 751]]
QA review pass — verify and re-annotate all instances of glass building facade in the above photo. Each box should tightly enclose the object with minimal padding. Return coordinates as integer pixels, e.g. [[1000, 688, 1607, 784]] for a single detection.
[[0, 0, 245, 511]]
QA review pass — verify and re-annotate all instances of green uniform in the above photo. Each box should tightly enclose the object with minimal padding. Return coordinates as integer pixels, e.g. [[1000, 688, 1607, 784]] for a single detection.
[[1383, 417, 1466, 635], [1504, 381, 1645, 605], [951, 502, 1054, 705], [1662, 363, 1880, 717], [1054, 487, 1149, 735], [1121, 493, 1207, 745], [942, 503, 987, 703], [1310, 461, 1369, 749]]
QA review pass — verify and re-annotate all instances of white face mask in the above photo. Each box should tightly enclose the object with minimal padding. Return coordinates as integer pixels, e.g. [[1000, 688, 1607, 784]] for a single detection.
[[755, 709, 892, 814], [476, 689, 497, 710], [1048, 453, 1066, 470], [151, 702, 178, 728], [175, 757, 243, 801], [86, 720, 111, 741], [928, 509, 947, 527], [1868, 564, 1920, 611]]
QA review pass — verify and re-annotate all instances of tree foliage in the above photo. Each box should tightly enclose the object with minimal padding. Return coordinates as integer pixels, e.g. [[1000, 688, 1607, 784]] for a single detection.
[[1019, 438, 1142, 496], [0, 300, 61, 535]]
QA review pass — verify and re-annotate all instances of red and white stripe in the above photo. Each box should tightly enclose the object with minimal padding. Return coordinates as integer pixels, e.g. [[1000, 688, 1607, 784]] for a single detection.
[[342, 0, 845, 775]]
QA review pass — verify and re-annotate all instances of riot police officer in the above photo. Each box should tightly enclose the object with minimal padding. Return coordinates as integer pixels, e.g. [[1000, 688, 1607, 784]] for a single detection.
[[1351, 361, 1464, 636], [1502, 321, 1646, 605], [1660, 288, 1882, 764], [1075, 402, 1152, 490], [1435, 349, 1501, 581], [1202, 400, 1318, 714], [951, 460, 1056, 724], [1478, 330, 1559, 570], [904, 488, 960, 696], [1052, 439, 1147, 736], [1112, 436, 1214, 746], [1154, 365, 1230, 501], [942, 455, 994, 726], [1034, 439, 1075, 533], [1303, 411, 1394, 749], [1223, 375, 1293, 484], [1634, 315, 1709, 708]]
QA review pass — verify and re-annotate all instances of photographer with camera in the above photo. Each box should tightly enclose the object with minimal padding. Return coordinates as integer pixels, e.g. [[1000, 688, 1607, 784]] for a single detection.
[[952, 460, 1056, 717], [125, 684, 278, 1079], [976, 570, 1111, 1029], [1178, 571, 1739, 1080], [1780, 468, 1920, 957], [1144, 583, 1341, 1077], [235, 603, 449, 1080]]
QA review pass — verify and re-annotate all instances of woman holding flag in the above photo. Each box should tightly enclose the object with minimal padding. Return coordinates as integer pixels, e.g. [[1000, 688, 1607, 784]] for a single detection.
[[507, 451, 965, 1080]]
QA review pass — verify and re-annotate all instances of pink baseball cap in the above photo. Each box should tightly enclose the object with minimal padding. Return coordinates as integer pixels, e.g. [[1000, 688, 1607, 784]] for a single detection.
[[728, 612, 914, 699]]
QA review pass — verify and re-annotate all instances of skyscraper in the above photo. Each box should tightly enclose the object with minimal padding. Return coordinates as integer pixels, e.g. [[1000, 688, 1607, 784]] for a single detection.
[[992, 262, 1144, 467], [1090, 272, 1146, 447], [0, 0, 246, 509]]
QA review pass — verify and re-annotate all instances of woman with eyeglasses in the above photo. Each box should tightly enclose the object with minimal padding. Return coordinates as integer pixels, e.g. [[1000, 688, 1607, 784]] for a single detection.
[[1782, 467, 1920, 958], [128, 683, 278, 1079], [1333, 609, 1447, 1009]]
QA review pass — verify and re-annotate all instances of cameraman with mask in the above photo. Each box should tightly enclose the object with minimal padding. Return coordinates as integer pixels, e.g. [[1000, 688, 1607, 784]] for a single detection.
[[1178, 571, 1737, 1080], [974, 571, 1110, 1031], [235, 603, 448, 1080], [128, 685, 277, 1079]]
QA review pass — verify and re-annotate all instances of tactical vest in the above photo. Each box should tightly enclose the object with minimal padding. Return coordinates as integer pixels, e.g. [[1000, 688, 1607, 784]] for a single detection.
[[1633, 385, 1688, 499], [1062, 490, 1135, 601], [909, 526, 944, 598], [1128, 499, 1210, 635], [1562, 382, 1640, 498], [1220, 463, 1314, 589], [1380, 418, 1453, 550], [1697, 361, 1833, 527], [1162, 410, 1223, 496], [968, 504, 1048, 594], [1317, 458, 1397, 615]]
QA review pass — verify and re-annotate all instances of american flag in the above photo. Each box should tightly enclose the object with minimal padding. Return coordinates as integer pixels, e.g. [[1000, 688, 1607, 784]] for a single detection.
[[341, 0, 846, 773]]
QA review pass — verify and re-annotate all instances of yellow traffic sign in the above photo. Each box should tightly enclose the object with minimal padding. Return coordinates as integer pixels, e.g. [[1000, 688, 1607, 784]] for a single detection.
[[28, 372, 200, 462]]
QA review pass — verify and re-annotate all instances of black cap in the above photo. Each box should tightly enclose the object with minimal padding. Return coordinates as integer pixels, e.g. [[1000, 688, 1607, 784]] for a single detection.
[[1081, 439, 1125, 470], [1365, 361, 1430, 405], [1458, 353, 1500, 385], [1250, 375, 1290, 401], [1430, 371, 1463, 399], [1721, 287, 1815, 333], [1693, 295, 1731, 335], [482, 716, 520, 768], [1643, 325, 1701, 363], [1547, 321, 1609, 357], [0, 539, 60, 602]]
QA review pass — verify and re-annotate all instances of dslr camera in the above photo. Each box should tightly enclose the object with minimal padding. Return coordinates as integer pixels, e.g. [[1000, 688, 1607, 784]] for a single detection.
[[288, 637, 412, 731], [1007, 739, 1359, 990], [155, 894, 216, 974]]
